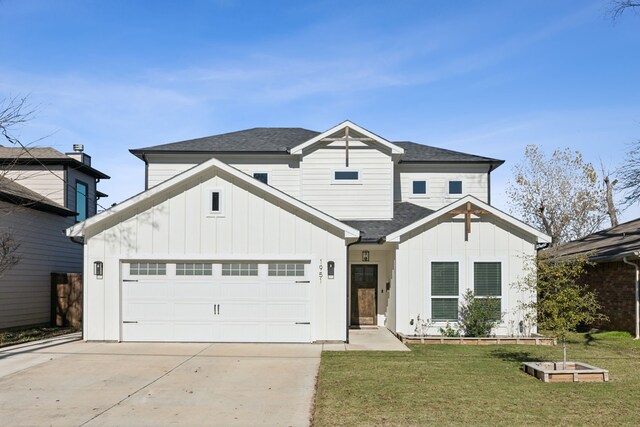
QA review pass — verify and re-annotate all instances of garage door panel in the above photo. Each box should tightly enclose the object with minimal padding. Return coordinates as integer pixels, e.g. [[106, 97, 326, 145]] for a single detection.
[[125, 302, 170, 320], [121, 261, 312, 343]]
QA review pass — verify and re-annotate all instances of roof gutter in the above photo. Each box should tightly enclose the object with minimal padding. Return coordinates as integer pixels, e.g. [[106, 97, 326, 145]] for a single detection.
[[622, 252, 640, 340]]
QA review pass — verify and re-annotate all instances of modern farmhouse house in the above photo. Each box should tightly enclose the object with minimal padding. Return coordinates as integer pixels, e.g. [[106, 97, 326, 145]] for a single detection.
[[67, 121, 549, 343]]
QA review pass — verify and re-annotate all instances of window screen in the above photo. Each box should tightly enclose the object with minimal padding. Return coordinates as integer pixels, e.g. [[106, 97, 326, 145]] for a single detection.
[[431, 299, 458, 321], [474, 262, 501, 296], [253, 173, 268, 184], [413, 181, 427, 194], [431, 262, 459, 296], [449, 180, 462, 194]]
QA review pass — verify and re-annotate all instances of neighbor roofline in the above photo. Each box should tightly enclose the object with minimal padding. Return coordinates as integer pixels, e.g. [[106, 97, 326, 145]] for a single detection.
[[385, 195, 551, 243], [0, 192, 76, 216], [0, 158, 110, 179], [67, 156, 360, 239]]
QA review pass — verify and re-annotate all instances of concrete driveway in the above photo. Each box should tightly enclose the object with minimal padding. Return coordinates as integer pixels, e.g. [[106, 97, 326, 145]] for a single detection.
[[0, 335, 321, 426]]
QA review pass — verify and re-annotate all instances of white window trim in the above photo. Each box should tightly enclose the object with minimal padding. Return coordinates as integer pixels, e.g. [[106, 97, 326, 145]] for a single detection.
[[411, 179, 429, 198], [331, 169, 362, 184], [252, 172, 270, 185], [206, 187, 224, 217], [447, 179, 464, 197], [469, 258, 507, 324], [426, 258, 464, 325]]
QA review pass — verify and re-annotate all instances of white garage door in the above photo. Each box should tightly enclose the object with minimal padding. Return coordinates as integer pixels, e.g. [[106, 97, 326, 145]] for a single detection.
[[121, 261, 312, 343]]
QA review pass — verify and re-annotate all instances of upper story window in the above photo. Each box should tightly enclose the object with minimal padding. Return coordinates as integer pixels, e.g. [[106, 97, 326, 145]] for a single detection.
[[209, 190, 223, 215], [412, 180, 427, 196], [334, 170, 360, 182], [448, 180, 463, 195], [75, 181, 88, 222], [253, 173, 269, 185]]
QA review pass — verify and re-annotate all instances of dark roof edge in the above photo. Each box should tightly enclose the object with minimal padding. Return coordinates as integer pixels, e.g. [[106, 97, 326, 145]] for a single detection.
[[0, 193, 76, 217], [2, 158, 110, 179], [129, 149, 291, 160], [399, 159, 505, 165]]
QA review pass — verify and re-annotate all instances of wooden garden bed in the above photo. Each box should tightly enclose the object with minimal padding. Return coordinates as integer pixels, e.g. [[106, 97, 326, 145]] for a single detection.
[[522, 361, 609, 383], [397, 333, 556, 346]]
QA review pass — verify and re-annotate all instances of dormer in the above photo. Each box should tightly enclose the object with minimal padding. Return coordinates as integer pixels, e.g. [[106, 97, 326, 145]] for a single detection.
[[291, 121, 404, 221]]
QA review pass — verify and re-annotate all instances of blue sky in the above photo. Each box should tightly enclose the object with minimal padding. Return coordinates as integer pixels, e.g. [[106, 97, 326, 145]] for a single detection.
[[1, 0, 639, 222]]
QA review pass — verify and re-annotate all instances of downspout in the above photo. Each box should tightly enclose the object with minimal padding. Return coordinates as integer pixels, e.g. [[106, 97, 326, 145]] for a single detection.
[[142, 153, 149, 190], [345, 233, 363, 343], [622, 256, 640, 340], [487, 164, 494, 205]]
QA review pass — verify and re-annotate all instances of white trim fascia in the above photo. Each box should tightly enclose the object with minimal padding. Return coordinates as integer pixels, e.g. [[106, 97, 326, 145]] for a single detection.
[[386, 195, 551, 243], [290, 120, 404, 155], [67, 156, 360, 239]]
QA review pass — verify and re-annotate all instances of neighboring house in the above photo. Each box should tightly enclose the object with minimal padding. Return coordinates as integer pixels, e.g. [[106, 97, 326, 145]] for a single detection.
[[550, 219, 640, 338], [0, 145, 109, 329], [67, 121, 550, 343]]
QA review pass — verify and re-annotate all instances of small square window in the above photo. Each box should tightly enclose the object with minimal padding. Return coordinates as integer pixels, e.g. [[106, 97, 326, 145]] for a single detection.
[[449, 180, 462, 195], [334, 171, 359, 181], [412, 180, 427, 195], [253, 173, 269, 184]]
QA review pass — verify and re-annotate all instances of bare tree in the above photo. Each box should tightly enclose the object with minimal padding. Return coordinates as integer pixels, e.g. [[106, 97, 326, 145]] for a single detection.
[[618, 140, 640, 208], [507, 145, 606, 247], [609, 1, 640, 20], [601, 162, 619, 227]]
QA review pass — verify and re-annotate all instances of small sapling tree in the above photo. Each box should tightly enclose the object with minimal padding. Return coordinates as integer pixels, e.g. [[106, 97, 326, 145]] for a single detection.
[[517, 253, 606, 368]]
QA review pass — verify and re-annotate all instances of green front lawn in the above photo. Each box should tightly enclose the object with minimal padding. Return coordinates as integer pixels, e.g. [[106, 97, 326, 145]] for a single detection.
[[314, 332, 640, 426]]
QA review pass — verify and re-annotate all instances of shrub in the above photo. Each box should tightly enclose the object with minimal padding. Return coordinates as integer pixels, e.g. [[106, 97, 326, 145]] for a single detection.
[[439, 322, 460, 337], [458, 289, 501, 337]]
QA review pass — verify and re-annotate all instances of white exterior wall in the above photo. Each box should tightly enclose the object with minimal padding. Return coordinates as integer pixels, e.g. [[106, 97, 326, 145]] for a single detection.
[[2, 165, 65, 206], [146, 154, 301, 198], [300, 141, 393, 220], [83, 167, 347, 342], [394, 215, 537, 336], [0, 202, 81, 328], [395, 164, 490, 209]]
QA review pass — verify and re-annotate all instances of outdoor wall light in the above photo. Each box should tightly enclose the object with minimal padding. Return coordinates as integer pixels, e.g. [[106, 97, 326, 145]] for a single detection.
[[94, 261, 104, 278], [362, 250, 370, 262], [327, 261, 335, 279]]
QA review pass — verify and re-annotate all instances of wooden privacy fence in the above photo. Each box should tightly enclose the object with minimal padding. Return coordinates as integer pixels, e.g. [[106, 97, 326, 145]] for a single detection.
[[51, 272, 82, 328]]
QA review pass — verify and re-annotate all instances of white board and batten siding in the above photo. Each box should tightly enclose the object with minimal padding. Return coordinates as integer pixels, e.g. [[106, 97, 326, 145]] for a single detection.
[[145, 154, 301, 198], [84, 166, 348, 342], [394, 214, 538, 336], [300, 141, 394, 220], [0, 202, 81, 328], [395, 164, 490, 210]]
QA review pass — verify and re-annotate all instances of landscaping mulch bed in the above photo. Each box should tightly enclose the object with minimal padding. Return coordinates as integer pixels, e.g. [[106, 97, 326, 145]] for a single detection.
[[0, 326, 78, 348]]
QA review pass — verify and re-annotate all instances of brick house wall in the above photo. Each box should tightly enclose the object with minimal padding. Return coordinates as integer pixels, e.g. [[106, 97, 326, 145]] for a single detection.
[[582, 261, 637, 333]]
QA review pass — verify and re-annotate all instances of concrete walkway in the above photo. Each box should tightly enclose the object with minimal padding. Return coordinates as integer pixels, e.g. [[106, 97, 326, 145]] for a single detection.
[[322, 327, 410, 351], [0, 336, 320, 426]]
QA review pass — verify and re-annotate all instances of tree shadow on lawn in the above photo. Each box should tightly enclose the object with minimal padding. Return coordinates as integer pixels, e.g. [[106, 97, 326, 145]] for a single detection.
[[489, 349, 538, 363]]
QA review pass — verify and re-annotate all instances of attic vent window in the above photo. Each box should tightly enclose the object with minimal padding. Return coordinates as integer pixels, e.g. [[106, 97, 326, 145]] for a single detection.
[[334, 171, 360, 181], [253, 172, 269, 184]]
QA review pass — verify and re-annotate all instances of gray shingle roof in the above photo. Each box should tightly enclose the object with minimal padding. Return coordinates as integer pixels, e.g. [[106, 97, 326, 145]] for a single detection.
[[0, 176, 75, 216], [130, 127, 503, 164], [131, 128, 320, 154], [344, 202, 435, 242], [549, 218, 640, 261], [0, 146, 110, 179]]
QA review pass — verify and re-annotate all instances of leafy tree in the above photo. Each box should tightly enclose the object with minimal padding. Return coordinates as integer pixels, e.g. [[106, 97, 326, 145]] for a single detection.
[[516, 253, 606, 368], [458, 289, 501, 337], [507, 145, 605, 247]]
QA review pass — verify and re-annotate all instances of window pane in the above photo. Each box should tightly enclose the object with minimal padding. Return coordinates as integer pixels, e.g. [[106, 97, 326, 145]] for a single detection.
[[475, 298, 502, 321], [432, 298, 458, 321], [176, 263, 212, 276], [211, 192, 220, 212], [412, 181, 426, 194], [129, 262, 166, 276], [449, 180, 462, 194], [474, 262, 501, 296], [334, 171, 359, 180], [222, 263, 258, 276], [431, 262, 458, 296], [268, 263, 305, 277], [76, 182, 88, 221], [253, 173, 268, 184]]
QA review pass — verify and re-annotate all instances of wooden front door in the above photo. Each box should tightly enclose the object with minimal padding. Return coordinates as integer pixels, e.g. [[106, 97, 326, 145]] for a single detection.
[[351, 265, 377, 326]]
